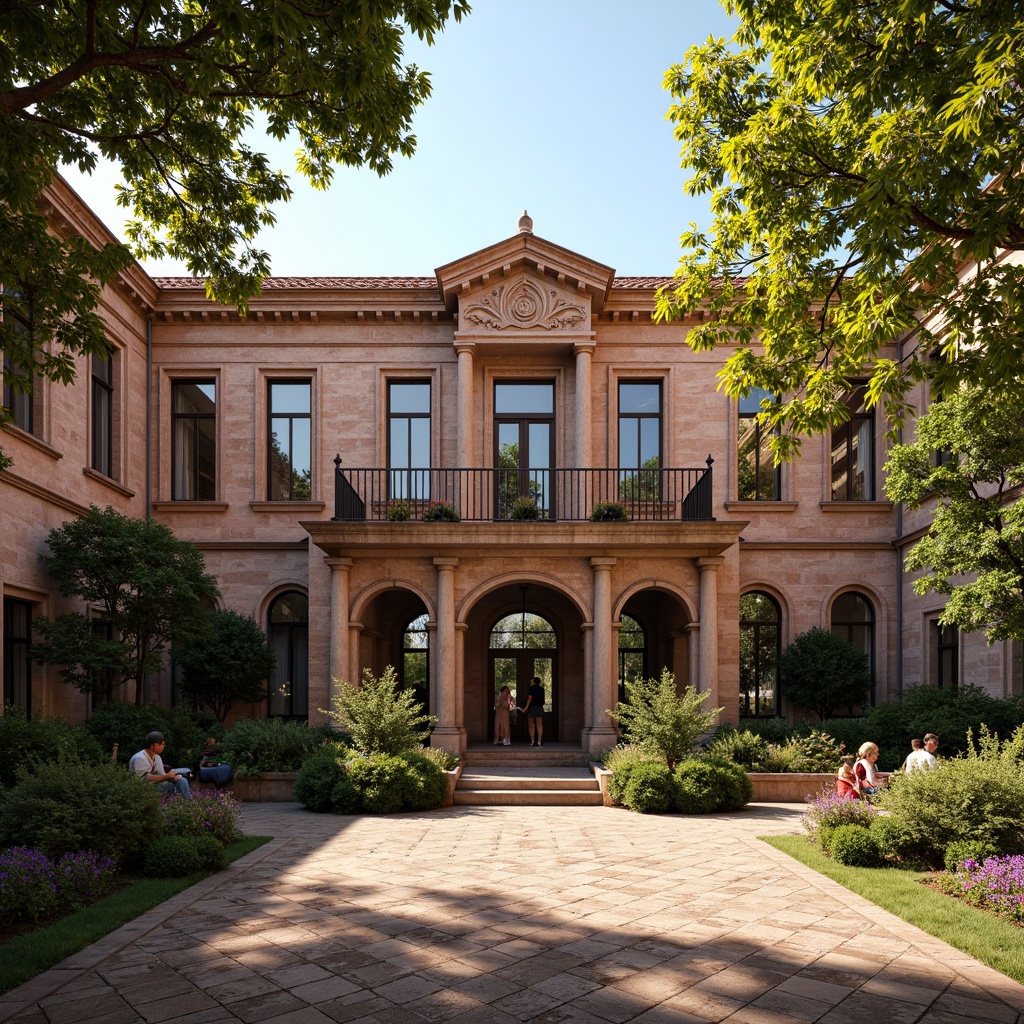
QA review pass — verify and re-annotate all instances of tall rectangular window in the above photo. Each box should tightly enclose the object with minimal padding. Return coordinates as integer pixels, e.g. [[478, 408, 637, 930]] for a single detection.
[[737, 389, 781, 500], [91, 352, 113, 476], [618, 381, 661, 502], [3, 598, 33, 713], [172, 380, 216, 500], [388, 381, 431, 500], [932, 619, 959, 690], [268, 381, 311, 500], [2, 311, 35, 434], [830, 384, 874, 500]]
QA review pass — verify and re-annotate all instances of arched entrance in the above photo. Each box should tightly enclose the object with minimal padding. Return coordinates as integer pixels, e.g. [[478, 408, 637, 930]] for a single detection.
[[359, 586, 431, 714], [489, 610, 557, 743]]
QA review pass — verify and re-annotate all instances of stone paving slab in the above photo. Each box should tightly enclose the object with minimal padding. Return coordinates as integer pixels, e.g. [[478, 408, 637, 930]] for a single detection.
[[1, 803, 1022, 1024]]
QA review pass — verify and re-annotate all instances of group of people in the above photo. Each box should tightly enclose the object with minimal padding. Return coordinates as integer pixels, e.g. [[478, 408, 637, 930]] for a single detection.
[[836, 733, 939, 800], [128, 730, 233, 799], [493, 677, 546, 746]]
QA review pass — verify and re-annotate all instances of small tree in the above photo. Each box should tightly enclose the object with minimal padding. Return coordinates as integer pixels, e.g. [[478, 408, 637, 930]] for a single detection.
[[325, 666, 436, 755], [779, 628, 872, 721], [31, 506, 220, 704], [175, 609, 276, 723], [606, 669, 722, 770]]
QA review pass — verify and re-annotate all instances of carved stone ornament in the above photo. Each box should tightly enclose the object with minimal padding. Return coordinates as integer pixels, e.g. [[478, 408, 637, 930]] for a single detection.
[[462, 278, 587, 331]]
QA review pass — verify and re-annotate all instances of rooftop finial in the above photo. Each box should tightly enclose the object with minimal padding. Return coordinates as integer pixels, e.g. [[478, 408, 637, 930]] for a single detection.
[[517, 210, 533, 234]]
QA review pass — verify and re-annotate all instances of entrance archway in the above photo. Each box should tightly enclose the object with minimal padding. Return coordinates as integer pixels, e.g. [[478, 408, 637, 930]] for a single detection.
[[489, 611, 557, 743]]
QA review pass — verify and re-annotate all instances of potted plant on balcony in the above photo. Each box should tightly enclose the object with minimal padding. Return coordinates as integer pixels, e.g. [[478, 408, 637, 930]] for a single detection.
[[422, 500, 460, 522], [385, 500, 411, 521], [591, 501, 628, 522], [509, 496, 540, 520]]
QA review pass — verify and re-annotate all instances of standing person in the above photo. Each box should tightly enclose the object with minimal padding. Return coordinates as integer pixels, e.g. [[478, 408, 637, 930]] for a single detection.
[[129, 731, 192, 799], [521, 675, 545, 747], [494, 685, 514, 746], [901, 737, 937, 773], [854, 741, 883, 799]]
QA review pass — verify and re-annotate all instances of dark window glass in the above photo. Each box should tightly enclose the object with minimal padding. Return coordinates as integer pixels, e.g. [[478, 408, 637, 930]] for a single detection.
[[268, 380, 312, 500], [489, 612, 557, 649], [831, 385, 874, 500], [402, 613, 430, 716], [2, 311, 34, 433], [495, 382, 554, 415], [268, 592, 308, 718], [738, 389, 781, 500], [172, 380, 216, 500], [618, 382, 661, 470], [494, 381, 554, 517], [91, 352, 113, 476], [388, 381, 431, 500], [831, 591, 875, 701], [3, 598, 33, 713], [740, 592, 780, 717], [933, 620, 959, 690], [617, 614, 647, 705]]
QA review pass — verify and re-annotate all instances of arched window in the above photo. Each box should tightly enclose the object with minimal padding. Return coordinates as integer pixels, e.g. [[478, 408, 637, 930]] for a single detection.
[[740, 592, 780, 717], [268, 591, 308, 718], [403, 613, 430, 712], [831, 591, 874, 676], [489, 612, 556, 649], [618, 614, 646, 703]]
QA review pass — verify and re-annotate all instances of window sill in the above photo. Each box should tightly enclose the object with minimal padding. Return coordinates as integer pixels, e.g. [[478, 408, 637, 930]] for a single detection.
[[819, 501, 894, 512], [150, 500, 229, 511], [82, 468, 135, 498], [725, 501, 798, 512], [3, 425, 62, 460], [249, 500, 326, 512]]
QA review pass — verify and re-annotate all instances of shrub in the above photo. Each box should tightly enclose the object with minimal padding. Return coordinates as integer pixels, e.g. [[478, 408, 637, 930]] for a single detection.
[[191, 834, 228, 872], [698, 756, 753, 811], [590, 501, 627, 522], [737, 718, 793, 745], [325, 666, 436, 756], [621, 762, 676, 814], [347, 754, 407, 814], [938, 855, 1024, 924], [786, 730, 847, 773], [607, 669, 723, 769], [385, 500, 411, 521], [330, 771, 361, 814], [395, 751, 448, 811], [870, 815, 928, 866], [220, 717, 334, 777], [422, 501, 460, 522], [143, 835, 202, 878], [703, 728, 770, 770], [0, 848, 119, 924], [0, 709, 103, 788], [779, 627, 872, 720], [759, 743, 801, 773], [509, 496, 540, 520], [414, 745, 459, 773], [830, 824, 882, 867], [603, 744, 662, 805], [944, 840, 998, 873], [673, 758, 750, 813], [295, 744, 348, 812], [802, 789, 875, 843], [81, 700, 219, 769], [0, 758, 162, 864], [160, 789, 242, 845]]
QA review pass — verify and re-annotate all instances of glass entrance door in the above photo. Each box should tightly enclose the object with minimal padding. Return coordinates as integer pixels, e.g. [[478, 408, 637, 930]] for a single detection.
[[495, 381, 554, 518], [490, 651, 555, 743]]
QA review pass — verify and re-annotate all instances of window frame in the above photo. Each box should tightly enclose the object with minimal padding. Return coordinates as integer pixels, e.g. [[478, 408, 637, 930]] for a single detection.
[[2, 309, 36, 435], [831, 590, 876, 703], [267, 379, 312, 500], [617, 380, 662, 470], [267, 590, 309, 719], [3, 597, 34, 714], [387, 379, 432, 500], [91, 351, 114, 477], [737, 390, 781, 501], [739, 591, 781, 718], [830, 384, 875, 500], [171, 378, 217, 501]]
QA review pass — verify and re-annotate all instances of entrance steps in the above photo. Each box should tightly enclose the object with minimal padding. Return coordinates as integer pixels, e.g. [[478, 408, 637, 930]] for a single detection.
[[454, 766, 603, 807], [462, 744, 591, 769]]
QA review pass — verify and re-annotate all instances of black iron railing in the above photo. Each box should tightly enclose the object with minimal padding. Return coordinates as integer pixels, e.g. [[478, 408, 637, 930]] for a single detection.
[[332, 457, 715, 522]]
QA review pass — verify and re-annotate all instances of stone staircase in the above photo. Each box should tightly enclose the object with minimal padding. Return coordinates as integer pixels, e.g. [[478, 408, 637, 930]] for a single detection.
[[453, 766, 604, 806]]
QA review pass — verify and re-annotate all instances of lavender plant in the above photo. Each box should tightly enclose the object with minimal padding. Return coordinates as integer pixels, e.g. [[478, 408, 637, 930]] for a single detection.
[[160, 790, 242, 846], [0, 847, 118, 923], [937, 855, 1024, 924], [802, 789, 875, 840]]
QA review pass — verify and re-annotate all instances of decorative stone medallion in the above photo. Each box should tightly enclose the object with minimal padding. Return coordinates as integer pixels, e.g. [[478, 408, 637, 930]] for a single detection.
[[462, 278, 587, 330]]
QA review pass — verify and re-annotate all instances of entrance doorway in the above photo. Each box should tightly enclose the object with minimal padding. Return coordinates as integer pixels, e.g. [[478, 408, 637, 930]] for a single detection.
[[488, 608, 557, 743]]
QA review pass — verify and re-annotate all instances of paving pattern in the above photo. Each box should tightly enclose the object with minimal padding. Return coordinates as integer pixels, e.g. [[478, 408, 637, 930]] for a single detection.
[[2, 802, 1023, 1024]]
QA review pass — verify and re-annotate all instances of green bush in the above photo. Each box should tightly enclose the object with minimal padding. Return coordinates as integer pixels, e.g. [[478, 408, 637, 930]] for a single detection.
[[160, 789, 242, 845], [220, 717, 334, 777], [785, 729, 847, 773], [325, 666, 436, 756], [414, 745, 459, 773], [673, 759, 722, 814], [0, 708, 103, 788], [395, 751, 448, 811], [385, 500, 411, 521], [737, 718, 793, 745], [758, 743, 801, 773], [422, 501, 460, 522], [830, 824, 882, 867], [192, 834, 228, 871], [702, 728, 770, 770], [144, 835, 202, 877], [295, 744, 347, 812], [80, 700, 219, 769], [943, 839, 998, 873], [870, 815, 927, 866], [330, 771, 361, 814], [590, 501, 627, 522], [621, 762, 676, 814], [604, 744, 662, 804], [509, 496, 540, 520], [0, 758, 162, 864], [698, 756, 753, 811], [347, 754, 408, 814]]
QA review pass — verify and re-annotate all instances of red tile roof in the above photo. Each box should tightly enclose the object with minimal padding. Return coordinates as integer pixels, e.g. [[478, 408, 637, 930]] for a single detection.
[[152, 275, 677, 290]]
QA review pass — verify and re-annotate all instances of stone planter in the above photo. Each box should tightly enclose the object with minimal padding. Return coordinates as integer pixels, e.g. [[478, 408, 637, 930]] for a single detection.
[[747, 773, 834, 803], [230, 772, 298, 802], [443, 766, 462, 808]]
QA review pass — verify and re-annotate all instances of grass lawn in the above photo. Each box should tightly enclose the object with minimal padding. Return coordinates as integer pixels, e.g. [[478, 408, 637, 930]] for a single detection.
[[763, 834, 1024, 984], [0, 835, 272, 996]]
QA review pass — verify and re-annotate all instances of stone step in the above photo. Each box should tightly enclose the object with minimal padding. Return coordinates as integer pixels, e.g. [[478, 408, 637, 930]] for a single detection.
[[462, 749, 591, 768], [453, 788, 605, 806], [458, 770, 599, 792]]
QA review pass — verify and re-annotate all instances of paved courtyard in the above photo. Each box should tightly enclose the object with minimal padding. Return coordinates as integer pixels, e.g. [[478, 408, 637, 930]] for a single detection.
[[2, 802, 1023, 1024]]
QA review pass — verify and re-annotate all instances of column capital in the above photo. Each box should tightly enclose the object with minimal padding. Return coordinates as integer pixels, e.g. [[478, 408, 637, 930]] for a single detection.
[[454, 342, 476, 356], [697, 555, 725, 571], [324, 556, 354, 570], [455, 621, 469, 632], [590, 556, 617, 571], [433, 556, 459, 570], [574, 341, 596, 356]]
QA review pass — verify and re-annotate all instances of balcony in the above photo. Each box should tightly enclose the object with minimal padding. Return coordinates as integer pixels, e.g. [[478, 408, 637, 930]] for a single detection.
[[332, 458, 715, 523]]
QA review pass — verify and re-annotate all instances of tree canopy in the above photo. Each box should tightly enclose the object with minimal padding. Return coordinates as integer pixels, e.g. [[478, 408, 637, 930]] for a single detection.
[[778, 627, 872, 720], [885, 385, 1024, 643], [31, 505, 220, 703], [656, 0, 1024, 459], [0, 0, 469, 463]]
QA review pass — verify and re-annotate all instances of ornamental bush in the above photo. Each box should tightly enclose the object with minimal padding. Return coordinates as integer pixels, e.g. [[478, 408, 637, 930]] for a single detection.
[[509, 496, 540, 520], [0, 709, 103, 788], [703, 728, 771, 771], [220, 717, 335, 777], [673, 758, 748, 814], [160, 789, 242, 845], [944, 840, 998, 873], [802, 789, 875, 844], [347, 755, 407, 814], [295, 744, 348, 813], [395, 751, 448, 811], [421, 500, 460, 522], [830, 824, 882, 867], [870, 815, 927, 867], [590, 501, 627, 522], [0, 847, 119, 923], [621, 762, 676, 814], [191, 834, 228, 872], [785, 730, 847, 773], [697, 756, 753, 811], [0, 758, 162, 864], [143, 835, 202, 878], [603, 744, 662, 805]]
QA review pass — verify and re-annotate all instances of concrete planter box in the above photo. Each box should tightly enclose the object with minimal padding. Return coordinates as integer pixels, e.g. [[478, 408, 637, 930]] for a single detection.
[[444, 766, 462, 808], [230, 772, 298, 802], [748, 773, 833, 803]]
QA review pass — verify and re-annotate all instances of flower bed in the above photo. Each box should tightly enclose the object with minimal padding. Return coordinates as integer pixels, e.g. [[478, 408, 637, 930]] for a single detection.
[[937, 855, 1024, 924], [0, 848, 118, 925]]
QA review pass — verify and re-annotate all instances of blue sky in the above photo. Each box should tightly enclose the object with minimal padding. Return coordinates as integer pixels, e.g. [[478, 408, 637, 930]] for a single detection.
[[62, 1, 737, 278]]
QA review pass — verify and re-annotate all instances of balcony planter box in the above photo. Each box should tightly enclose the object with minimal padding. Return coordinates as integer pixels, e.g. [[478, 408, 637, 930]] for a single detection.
[[747, 772, 833, 803], [230, 771, 298, 802]]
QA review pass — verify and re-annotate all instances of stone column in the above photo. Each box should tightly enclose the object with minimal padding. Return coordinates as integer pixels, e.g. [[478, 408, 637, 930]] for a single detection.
[[432, 557, 461, 754], [455, 622, 468, 735], [697, 556, 724, 696], [580, 622, 594, 747], [325, 557, 353, 702], [588, 557, 618, 751], [686, 622, 700, 691], [456, 344, 475, 468], [574, 343, 595, 467]]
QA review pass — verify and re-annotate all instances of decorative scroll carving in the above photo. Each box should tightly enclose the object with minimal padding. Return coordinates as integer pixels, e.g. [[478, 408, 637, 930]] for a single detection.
[[462, 278, 587, 330]]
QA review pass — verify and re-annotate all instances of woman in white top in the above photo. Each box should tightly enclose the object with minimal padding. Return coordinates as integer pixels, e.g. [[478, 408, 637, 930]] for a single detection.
[[854, 741, 883, 798]]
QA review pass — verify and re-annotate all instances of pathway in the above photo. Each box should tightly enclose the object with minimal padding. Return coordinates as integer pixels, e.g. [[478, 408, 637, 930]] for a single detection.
[[2, 802, 1022, 1024]]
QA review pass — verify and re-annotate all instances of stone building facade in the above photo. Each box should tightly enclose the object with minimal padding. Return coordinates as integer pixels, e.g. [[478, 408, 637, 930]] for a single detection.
[[1, 181, 1020, 750]]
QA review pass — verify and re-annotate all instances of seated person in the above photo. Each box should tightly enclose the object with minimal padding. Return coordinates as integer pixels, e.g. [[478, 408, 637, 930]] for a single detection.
[[835, 755, 859, 800], [129, 731, 191, 799], [198, 744, 233, 790]]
